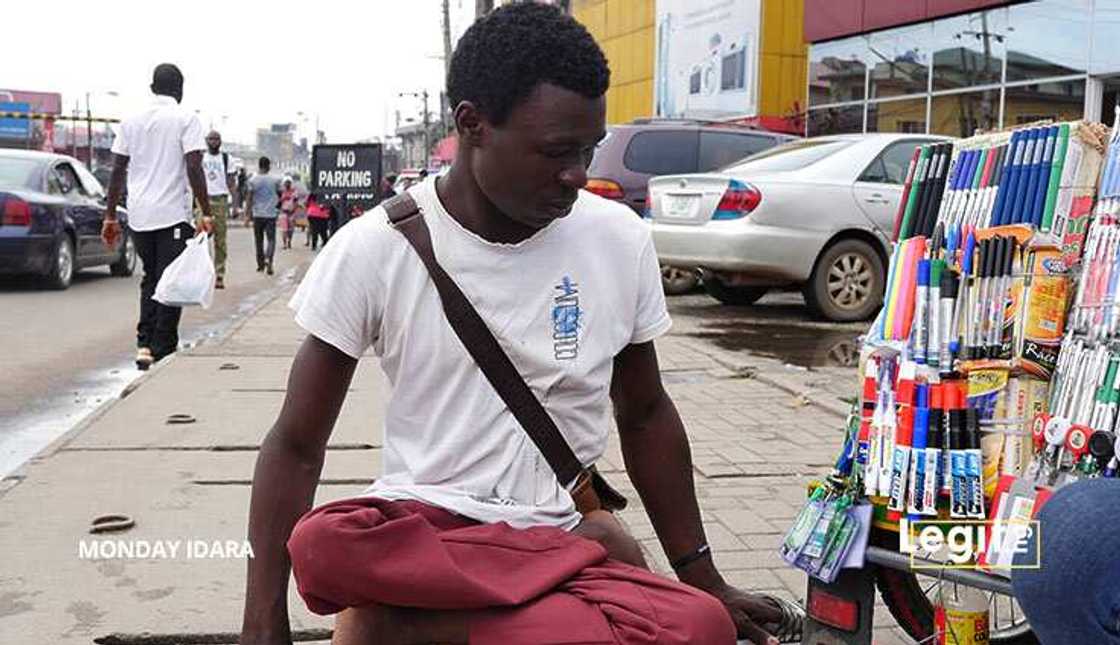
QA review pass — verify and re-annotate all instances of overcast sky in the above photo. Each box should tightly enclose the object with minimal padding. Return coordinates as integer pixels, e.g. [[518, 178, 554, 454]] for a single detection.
[[2, 0, 479, 145]]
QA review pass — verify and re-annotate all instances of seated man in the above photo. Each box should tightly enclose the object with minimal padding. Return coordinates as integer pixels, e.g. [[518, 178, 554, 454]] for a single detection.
[[239, 5, 799, 644], [1012, 478, 1120, 645]]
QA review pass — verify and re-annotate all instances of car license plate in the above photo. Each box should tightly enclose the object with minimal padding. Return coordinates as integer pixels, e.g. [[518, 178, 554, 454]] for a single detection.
[[664, 194, 699, 219]]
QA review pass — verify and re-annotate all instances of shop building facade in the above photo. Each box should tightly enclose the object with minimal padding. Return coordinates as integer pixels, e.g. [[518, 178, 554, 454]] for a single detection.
[[572, 0, 808, 134], [806, 0, 1120, 137]]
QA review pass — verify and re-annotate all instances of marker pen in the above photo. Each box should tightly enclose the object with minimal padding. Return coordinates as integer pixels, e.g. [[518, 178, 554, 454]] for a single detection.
[[924, 385, 944, 514], [928, 260, 944, 369], [907, 384, 930, 516], [879, 362, 903, 497], [1011, 129, 1039, 224], [949, 409, 968, 518], [952, 233, 975, 359], [913, 260, 931, 364], [893, 147, 922, 241], [887, 389, 915, 513], [965, 409, 986, 519], [969, 239, 994, 359], [987, 237, 1015, 358], [864, 363, 887, 497], [942, 381, 962, 497], [939, 269, 959, 373], [992, 131, 1021, 227]]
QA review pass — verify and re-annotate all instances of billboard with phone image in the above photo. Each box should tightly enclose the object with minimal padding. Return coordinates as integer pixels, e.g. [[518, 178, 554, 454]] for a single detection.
[[655, 0, 760, 119]]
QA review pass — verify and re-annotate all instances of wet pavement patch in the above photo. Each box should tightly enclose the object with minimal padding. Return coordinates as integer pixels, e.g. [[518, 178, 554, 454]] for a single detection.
[[689, 320, 862, 369], [668, 292, 867, 369]]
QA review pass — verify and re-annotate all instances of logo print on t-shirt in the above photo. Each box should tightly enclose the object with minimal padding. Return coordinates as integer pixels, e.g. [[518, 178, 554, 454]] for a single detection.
[[552, 276, 582, 361]]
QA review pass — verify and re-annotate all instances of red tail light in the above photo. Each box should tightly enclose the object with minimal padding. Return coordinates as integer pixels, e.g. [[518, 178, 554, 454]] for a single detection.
[[807, 586, 860, 632], [585, 179, 625, 200], [713, 179, 761, 220], [2, 197, 31, 226]]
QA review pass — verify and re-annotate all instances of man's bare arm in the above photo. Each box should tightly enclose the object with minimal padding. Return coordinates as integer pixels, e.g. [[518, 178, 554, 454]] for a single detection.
[[240, 336, 358, 644], [101, 154, 129, 247], [104, 153, 128, 219], [611, 342, 779, 644], [185, 150, 212, 222]]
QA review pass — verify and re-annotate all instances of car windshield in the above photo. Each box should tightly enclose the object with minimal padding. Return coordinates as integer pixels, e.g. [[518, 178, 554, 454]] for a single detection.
[[0, 157, 41, 189], [720, 139, 855, 173]]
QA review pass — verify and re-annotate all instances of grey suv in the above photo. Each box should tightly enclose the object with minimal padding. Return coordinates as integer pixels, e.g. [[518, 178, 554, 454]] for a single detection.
[[586, 119, 797, 292]]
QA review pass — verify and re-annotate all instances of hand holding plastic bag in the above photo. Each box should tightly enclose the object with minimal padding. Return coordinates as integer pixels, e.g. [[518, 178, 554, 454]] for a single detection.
[[154, 232, 215, 309]]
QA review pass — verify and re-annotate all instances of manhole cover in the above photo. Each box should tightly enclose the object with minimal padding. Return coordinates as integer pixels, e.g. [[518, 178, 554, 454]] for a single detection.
[[90, 514, 135, 534]]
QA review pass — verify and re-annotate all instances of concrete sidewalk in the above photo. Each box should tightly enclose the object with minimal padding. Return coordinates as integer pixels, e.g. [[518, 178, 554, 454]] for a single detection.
[[0, 277, 910, 643]]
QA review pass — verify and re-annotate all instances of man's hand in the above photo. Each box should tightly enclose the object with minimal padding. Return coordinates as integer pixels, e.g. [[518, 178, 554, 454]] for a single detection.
[[197, 216, 214, 235], [707, 583, 782, 645], [101, 218, 122, 248]]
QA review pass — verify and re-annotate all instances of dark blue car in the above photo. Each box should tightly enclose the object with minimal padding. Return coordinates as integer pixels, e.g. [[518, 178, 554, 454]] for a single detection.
[[0, 149, 136, 289]]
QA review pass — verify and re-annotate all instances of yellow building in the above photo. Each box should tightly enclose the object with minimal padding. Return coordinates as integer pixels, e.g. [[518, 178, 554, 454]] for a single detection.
[[571, 0, 807, 134]]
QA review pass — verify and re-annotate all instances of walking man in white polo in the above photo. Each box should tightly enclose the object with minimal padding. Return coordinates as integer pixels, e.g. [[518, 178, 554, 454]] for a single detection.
[[101, 63, 213, 370]]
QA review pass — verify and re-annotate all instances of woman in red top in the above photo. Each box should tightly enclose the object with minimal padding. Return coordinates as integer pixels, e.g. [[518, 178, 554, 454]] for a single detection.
[[305, 195, 331, 251]]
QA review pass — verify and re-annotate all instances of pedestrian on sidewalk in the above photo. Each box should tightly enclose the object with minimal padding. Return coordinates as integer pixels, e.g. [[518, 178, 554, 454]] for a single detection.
[[101, 63, 212, 371], [246, 156, 282, 275], [279, 177, 297, 250], [380, 174, 397, 200], [305, 194, 330, 251], [241, 5, 797, 645], [202, 130, 235, 289]]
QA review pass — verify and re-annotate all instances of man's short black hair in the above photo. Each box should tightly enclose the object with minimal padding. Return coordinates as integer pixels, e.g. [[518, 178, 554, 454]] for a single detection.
[[259, 157, 271, 171], [447, 3, 610, 126], [152, 63, 183, 96]]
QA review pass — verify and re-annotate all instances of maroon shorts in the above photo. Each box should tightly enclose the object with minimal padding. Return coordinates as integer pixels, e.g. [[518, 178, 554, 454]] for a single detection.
[[288, 496, 735, 644]]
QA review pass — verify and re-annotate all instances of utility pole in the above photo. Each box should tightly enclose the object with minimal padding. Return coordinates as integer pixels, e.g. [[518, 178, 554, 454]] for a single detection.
[[442, 0, 453, 78], [85, 92, 93, 169], [476, 0, 492, 18], [422, 89, 431, 170]]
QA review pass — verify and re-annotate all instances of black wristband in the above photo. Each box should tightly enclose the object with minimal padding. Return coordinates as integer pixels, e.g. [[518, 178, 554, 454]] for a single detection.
[[671, 543, 711, 570]]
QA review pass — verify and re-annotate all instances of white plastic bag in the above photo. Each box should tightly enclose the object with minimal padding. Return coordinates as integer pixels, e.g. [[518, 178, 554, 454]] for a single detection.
[[154, 232, 215, 309]]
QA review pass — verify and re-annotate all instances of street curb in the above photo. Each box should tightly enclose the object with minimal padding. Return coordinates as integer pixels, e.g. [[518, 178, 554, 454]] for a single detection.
[[673, 336, 851, 420], [0, 261, 311, 496]]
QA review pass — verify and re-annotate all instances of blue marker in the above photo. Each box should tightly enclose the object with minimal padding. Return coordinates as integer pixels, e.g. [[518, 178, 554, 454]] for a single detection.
[[991, 131, 1021, 226], [1021, 128, 1045, 226], [913, 260, 931, 364], [965, 409, 986, 519], [1030, 126, 1059, 227], [949, 410, 968, 518], [1010, 129, 1038, 224], [907, 384, 930, 516]]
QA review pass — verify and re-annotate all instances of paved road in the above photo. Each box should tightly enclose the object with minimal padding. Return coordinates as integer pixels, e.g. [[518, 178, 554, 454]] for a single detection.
[[0, 223, 317, 476]]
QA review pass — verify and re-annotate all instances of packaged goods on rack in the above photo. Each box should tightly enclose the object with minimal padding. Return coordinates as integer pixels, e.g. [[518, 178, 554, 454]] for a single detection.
[[785, 117, 1118, 582]]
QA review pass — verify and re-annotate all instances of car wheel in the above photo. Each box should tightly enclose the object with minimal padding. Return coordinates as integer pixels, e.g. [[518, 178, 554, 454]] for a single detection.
[[661, 264, 699, 295], [110, 232, 137, 277], [702, 277, 768, 306], [805, 238, 884, 322], [46, 235, 75, 290]]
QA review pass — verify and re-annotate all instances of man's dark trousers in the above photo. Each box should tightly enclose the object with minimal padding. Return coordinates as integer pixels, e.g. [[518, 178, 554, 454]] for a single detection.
[[253, 217, 277, 270], [131, 221, 193, 361]]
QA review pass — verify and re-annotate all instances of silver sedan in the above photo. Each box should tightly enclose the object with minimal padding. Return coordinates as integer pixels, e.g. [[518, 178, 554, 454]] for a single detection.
[[649, 133, 947, 321]]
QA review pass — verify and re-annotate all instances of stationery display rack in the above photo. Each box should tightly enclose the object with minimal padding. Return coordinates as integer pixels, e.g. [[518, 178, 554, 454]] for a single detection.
[[791, 115, 1120, 644]]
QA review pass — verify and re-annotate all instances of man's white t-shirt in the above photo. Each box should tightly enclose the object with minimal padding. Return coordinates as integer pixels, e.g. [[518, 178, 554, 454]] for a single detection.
[[289, 179, 671, 530], [202, 151, 232, 197], [110, 95, 205, 231]]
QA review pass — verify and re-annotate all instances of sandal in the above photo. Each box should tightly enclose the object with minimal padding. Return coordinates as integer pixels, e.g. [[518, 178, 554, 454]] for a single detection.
[[136, 347, 154, 371], [759, 593, 804, 643]]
